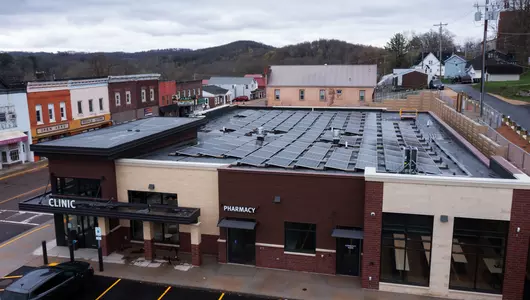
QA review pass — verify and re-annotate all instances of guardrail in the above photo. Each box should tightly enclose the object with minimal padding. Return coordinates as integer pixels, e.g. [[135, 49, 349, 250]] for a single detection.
[[373, 90, 422, 103], [438, 91, 503, 129], [485, 126, 530, 175]]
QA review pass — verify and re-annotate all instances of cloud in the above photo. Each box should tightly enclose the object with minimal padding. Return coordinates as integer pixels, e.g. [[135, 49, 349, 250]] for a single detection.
[[0, 0, 484, 52]]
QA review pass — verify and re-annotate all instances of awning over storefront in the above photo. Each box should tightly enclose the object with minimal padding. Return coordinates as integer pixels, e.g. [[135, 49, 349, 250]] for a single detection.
[[0, 130, 28, 146], [19, 193, 200, 224], [217, 218, 256, 230], [331, 228, 364, 239]]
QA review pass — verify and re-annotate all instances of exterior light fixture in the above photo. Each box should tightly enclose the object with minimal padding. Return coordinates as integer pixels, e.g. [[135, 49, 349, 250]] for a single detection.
[[273, 196, 281, 203], [148, 184, 155, 190], [440, 215, 449, 223]]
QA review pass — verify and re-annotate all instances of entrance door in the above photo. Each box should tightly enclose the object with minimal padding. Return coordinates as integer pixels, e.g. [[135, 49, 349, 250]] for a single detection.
[[66, 215, 98, 249], [227, 228, 255, 265], [336, 238, 361, 276]]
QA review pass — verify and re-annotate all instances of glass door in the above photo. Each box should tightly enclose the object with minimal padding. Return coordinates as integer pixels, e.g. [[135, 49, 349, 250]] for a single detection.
[[336, 238, 362, 276], [227, 228, 256, 265]]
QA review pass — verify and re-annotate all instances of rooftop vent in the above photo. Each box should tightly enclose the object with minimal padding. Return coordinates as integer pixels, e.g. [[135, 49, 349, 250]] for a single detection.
[[257, 127, 265, 141], [332, 129, 340, 144]]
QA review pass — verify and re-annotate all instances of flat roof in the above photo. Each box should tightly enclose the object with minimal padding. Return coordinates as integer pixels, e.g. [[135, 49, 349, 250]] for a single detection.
[[139, 109, 499, 178], [31, 117, 206, 157]]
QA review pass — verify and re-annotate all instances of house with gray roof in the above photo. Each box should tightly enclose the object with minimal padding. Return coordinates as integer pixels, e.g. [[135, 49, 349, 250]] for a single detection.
[[207, 77, 258, 101], [266, 65, 377, 107]]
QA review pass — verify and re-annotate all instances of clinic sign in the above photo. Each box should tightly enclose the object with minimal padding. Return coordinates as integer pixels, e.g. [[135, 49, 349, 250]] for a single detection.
[[48, 197, 76, 209], [223, 205, 256, 214]]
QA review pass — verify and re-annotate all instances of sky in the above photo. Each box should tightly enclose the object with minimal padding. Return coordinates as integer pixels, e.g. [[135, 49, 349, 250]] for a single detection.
[[0, 0, 487, 52]]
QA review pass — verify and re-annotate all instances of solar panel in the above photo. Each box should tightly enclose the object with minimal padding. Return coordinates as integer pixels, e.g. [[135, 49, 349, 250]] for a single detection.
[[266, 157, 295, 168], [238, 156, 267, 167], [295, 157, 322, 169]]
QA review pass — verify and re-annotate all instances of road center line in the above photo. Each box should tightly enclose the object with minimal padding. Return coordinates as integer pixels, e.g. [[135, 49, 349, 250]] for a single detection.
[[0, 184, 51, 205], [95, 278, 121, 300], [157, 286, 172, 300], [0, 163, 48, 181], [0, 224, 51, 249], [218, 292, 225, 300]]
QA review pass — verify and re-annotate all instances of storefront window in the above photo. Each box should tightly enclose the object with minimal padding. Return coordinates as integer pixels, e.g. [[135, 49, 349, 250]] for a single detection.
[[380, 213, 433, 286], [10, 149, 20, 162], [129, 191, 179, 245], [449, 218, 508, 294], [284, 222, 316, 254], [56, 177, 101, 198]]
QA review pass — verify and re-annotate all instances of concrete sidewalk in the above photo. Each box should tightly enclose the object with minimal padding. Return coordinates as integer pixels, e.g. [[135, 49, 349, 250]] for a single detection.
[[25, 252, 442, 300], [0, 159, 48, 180]]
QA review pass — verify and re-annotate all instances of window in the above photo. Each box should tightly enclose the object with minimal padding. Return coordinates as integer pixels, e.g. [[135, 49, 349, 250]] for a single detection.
[[245, 84, 249, 89], [129, 191, 179, 244], [193, 89, 196, 96], [48, 103, 55, 122], [336, 90, 342, 95], [150, 88, 155, 101], [359, 90, 366, 101], [56, 177, 102, 198], [319, 89, 326, 101], [429, 60, 433, 65], [177, 91, 180, 99], [99, 98, 104, 111], [0, 112, 6, 122], [32, 272, 69, 296], [115, 92, 121, 106], [88, 99, 94, 112], [141, 89, 146, 102], [77, 101, 83, 115], [1, 152, 6, 163], [9, 150, 19, 162], [197, 88, 201, 96], [35, 105, 43, 124], [380, 213, 433, 286], [274, 89, 280, 100], [284, 222, 316, 254], [299, 89, 305, 101], [449, 218, 508, 294], [59, 102, 66, 120], [187, 89, 191, 97], [126, 91, 131, 104]]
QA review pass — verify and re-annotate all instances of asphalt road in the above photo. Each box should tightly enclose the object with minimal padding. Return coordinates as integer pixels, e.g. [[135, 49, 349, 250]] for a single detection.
[[0, 266, 273, 300], [449, 84, 530, 130], [0, 166, 52, 244]]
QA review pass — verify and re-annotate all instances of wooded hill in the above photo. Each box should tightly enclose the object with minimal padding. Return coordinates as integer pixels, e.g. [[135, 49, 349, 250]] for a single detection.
[[0, 39, 385, 82]]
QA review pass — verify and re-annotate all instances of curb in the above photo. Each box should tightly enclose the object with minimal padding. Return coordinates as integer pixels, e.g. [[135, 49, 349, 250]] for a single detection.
[[0, 159, 48, 180]]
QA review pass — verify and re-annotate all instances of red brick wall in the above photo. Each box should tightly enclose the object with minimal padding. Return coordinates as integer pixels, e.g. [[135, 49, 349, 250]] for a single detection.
[[179, 232, 191, 252], [362, 181, 383, 289], [201, 234, 218, 255], [503, 189, 530, 300], [144, 239, 155, 261], [191, 244, 201, 266], [105, 226, 129, 255], [218, 241, 227, 263], [255, 245, 335, 274]]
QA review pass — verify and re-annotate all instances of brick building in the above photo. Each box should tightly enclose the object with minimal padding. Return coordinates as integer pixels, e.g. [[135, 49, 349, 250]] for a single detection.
[[22, 107, 530, 300]]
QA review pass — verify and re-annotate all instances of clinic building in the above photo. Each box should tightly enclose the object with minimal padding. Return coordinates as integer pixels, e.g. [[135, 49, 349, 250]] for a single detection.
[[22, 108, 530, 300]]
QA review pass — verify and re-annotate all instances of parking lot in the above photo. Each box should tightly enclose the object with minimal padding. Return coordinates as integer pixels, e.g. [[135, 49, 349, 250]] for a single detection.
[[0, 266, 274, 300]]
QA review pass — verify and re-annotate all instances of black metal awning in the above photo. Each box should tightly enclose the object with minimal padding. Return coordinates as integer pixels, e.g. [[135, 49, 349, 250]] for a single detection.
[[19, 193, 200, 224], [217, 218, 256, 230], [331, 228, 364, 239]]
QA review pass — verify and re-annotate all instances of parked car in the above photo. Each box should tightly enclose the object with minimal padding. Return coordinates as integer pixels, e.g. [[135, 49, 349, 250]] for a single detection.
[[233, 96, 249, 102], [429, 79, 445, 90], [460, 75, 473, 84], [1, 261, 93, 300]]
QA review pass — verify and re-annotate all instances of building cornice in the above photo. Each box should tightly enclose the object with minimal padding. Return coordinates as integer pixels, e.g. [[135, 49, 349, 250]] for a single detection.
[[109, 74, 161, 83], [115, 158, 228, 170]]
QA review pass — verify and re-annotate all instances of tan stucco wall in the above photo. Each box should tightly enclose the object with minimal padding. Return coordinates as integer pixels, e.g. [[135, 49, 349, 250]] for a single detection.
[[381, 181, 513, 299], [115, 159, 227, 236], [266, 86, 374, 107]]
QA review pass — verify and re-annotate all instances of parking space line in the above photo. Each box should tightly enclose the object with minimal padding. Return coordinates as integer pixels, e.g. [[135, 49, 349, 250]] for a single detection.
[[2, 275, 23, 279], [218, 292, 225, 300], [0, 224, 50, 249], [0, 288, 4, 292], [95, 278, 121, 300], [157, 286, 172, 300]]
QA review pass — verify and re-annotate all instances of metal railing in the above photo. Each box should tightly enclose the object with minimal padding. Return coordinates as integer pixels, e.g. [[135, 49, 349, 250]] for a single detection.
[[438, 91, 503, 129], [373, 90, 422, 102]]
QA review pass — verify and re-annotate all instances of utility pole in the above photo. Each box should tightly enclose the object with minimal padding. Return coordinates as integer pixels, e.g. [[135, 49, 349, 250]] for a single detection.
[[433, 22, 448, 79], [475, 0, 498, 118]]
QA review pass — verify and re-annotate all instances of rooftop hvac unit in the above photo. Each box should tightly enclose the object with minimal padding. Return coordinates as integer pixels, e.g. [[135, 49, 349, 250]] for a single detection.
[[402, 146, 418, 174]]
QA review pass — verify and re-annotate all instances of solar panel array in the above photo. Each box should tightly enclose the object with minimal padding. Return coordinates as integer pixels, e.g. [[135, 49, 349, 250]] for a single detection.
[[173, 109, 446, 174]]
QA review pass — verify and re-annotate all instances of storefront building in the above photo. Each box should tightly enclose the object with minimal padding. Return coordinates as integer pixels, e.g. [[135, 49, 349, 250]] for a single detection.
[[159, 81, 176, 107], [108, 74, 160, 124], [0, 79, 33, 169], [68, 78, 112, 135], [20, 107, 530, 300]]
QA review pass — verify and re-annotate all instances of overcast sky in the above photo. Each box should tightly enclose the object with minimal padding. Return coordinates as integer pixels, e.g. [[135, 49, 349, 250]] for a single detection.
[[0, 0, 486, 52]]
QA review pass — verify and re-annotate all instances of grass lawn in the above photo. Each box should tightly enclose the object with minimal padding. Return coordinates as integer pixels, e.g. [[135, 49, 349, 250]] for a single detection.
[[473, 72, 530, 101]]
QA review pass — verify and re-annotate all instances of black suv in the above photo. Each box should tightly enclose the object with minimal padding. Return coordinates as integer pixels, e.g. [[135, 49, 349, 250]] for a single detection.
[[1, 262, 93, 300]]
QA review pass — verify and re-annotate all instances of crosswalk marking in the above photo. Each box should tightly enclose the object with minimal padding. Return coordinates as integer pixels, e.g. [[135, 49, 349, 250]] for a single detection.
[[0, 209, 53, 226]]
